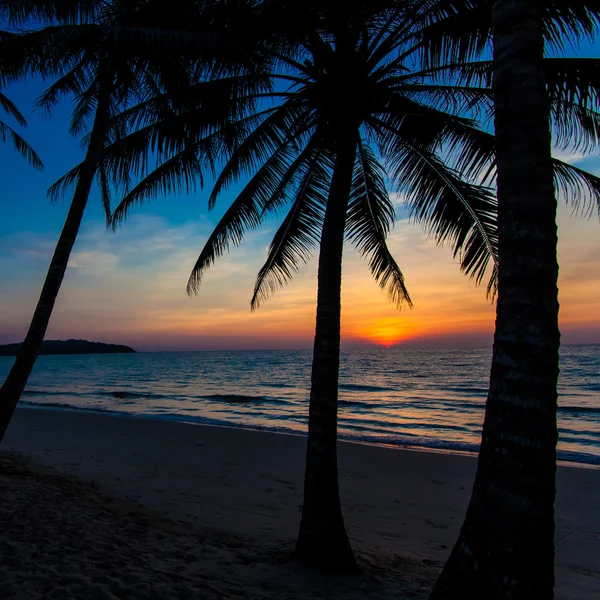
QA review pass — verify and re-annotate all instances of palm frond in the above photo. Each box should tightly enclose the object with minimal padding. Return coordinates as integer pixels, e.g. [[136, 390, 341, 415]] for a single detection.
[[0, 0, 103, 25], [544, 1, 600, 49], [553, 157, 600, 217], [372, 98, 496, 183], [98, 164, 113, 223], [0, 121, 43, 169], [46, 164, 83, 202], [225, 137, 319, 224], [186, 164, 292, 297], [400, 83, 493, 119], [378, 117, 498, 294], [0, 91, 28, 127], [545, 58, 600, 152], [209, 99, 313, 209], [110, 150, 206, 226], [250, 151, 330, 310], [418, 0, 600, 68], [347, 138, 412, 308]]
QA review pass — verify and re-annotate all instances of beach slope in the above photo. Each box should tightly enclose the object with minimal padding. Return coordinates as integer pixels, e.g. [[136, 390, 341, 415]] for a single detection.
[[2, 408, 598, 599]]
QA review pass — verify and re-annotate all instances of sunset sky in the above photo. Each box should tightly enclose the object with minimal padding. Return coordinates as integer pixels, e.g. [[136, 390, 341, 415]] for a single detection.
[[1, 50, 600, 352]]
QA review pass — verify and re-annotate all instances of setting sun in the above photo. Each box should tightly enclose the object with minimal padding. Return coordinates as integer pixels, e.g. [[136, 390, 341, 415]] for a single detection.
[[357, 317, 417, 347]]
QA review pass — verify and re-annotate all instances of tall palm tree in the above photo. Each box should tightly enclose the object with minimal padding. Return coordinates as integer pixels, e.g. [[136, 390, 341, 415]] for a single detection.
[[0, 2, 110, 441], [108, 0, 503, 571], [0, 35, 120, 440], [426, 1, 600, 597], [0, 0, 192, 440]]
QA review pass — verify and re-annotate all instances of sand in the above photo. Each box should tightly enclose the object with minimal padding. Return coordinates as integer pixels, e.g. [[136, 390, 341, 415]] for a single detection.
[[1, 407, 599, 599]]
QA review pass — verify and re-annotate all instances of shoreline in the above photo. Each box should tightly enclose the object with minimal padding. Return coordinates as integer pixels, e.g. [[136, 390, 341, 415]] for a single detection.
[[17, 401, 600, 469]]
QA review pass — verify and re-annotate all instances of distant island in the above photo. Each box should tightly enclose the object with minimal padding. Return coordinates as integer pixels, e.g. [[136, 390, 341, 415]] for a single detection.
[[0, 339, 136, 356]]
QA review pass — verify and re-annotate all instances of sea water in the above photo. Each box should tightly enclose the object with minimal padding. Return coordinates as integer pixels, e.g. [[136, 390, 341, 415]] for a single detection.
[[1, 345, 598, 465]]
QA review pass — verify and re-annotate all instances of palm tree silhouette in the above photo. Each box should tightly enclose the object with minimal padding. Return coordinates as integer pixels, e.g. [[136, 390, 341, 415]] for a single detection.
[[2, 0, 598, 577], [0, 0, 191, 440], [0, 0, 276, 440], [425, 1, 600, 597], [109, 0, 600, 570]]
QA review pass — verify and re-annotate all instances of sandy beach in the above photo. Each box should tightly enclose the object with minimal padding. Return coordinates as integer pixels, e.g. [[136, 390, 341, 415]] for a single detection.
[[1, 407, 599, 599]]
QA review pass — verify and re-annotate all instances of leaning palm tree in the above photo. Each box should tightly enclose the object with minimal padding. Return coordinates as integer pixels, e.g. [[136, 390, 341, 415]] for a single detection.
[[0, 0, 279, 441], [109, 0, 600, 573], [0, 0, 198, 440], [0, 27, 123, 440]]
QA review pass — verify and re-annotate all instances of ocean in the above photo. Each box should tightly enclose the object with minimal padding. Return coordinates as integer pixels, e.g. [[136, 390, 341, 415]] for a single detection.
[[1, 345, 599, 466]]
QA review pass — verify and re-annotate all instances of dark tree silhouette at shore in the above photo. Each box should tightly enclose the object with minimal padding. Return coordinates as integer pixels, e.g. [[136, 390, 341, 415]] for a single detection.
[[0, 0, 277, 441], [428, 1, 600, 597], [0, 0, 214, 441], [0, 2, 110, 442]]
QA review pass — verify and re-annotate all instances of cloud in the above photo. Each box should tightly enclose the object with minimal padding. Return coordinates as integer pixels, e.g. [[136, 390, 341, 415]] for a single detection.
[[552, 149, 597, 166]]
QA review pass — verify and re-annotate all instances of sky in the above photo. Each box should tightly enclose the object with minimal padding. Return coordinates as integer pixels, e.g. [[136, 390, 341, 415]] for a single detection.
[[1, 43, 600, 352]]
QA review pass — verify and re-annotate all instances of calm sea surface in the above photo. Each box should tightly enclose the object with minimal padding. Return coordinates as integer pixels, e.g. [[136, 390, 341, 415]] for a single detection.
[[1, 345, 598, 465]]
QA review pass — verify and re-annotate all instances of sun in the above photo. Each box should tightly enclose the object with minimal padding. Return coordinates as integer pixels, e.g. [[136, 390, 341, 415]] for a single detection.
[[357, 317, 415, 347]]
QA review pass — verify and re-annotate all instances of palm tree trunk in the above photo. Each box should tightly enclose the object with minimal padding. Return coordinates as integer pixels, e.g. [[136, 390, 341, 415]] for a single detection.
[[430, 1, 559, 598], [0, 84, 112, 443], [294, 131, 358, 572]]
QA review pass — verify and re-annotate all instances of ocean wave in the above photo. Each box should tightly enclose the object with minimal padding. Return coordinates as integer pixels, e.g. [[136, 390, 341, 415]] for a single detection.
[[23, 390, 77, 397], [199, 393, 276, 403], [338, 383, 393, 392], [444, 386, 489, 396], [558, 405, 600, 415], [103, 390, 164, 400], [20, 400, 124, 414], [339, 399, 373, 408], [259, 382, 295, 389]]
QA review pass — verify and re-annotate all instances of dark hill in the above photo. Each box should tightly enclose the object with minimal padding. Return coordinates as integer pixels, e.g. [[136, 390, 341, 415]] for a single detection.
[[0, 339, 136, 356]]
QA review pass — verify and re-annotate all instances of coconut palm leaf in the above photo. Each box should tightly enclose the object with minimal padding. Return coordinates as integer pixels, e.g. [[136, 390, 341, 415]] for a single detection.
[[346, 138, 412, 307], [208, 99, 313, 208], [250, 148, 330, 309], [0, 119, 43, 169], [553, 157, 600, 217], [0, 91, 27, 127], [419, 0, 600, 67], [110, 150, 208, 225], [0, 0, 103, 25], [381, 120, 498, 290]]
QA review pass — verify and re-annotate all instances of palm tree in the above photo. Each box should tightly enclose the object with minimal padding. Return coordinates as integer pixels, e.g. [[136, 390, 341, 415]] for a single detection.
[[108, 0, 503, 571], [0, 32, 119, 440], [0, 0, 281, 441], [0, 0, 190, 440], [426, 1, 600, 597]]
